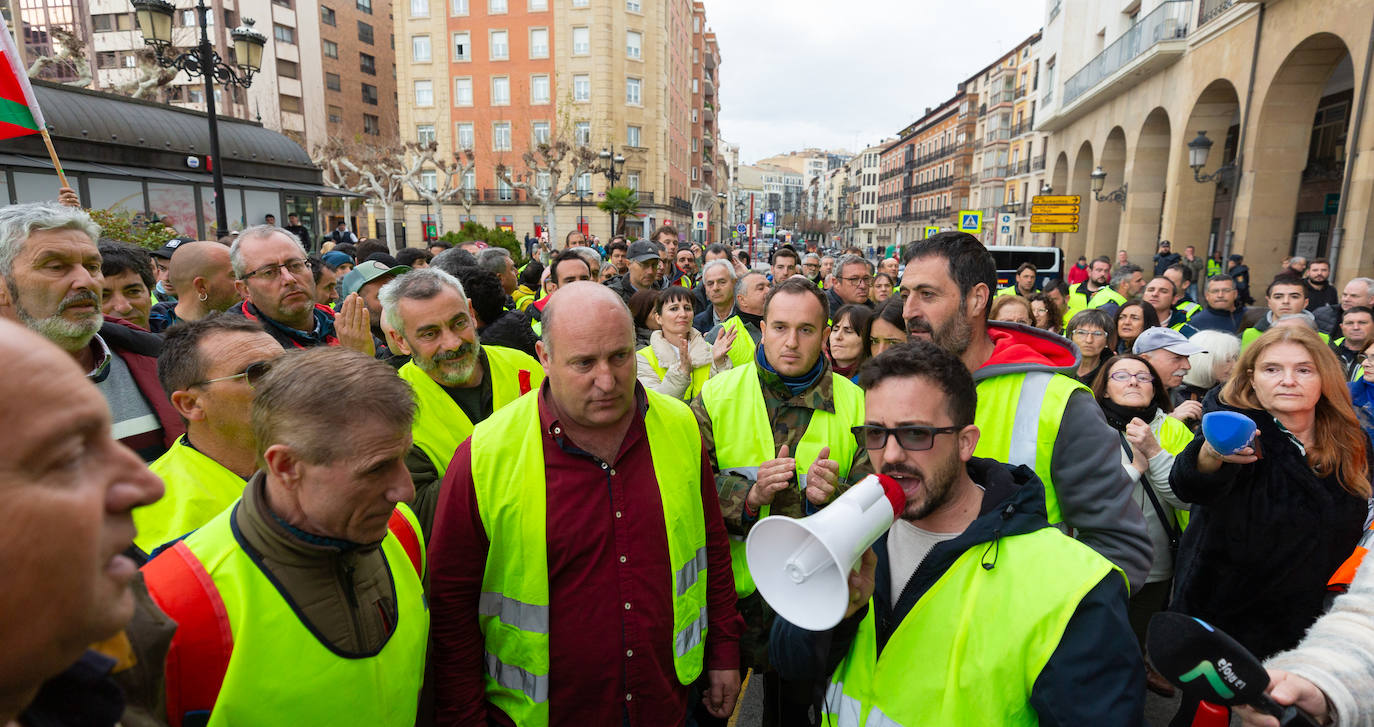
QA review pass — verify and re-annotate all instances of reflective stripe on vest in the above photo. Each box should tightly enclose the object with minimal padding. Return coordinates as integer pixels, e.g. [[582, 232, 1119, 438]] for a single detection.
[[640, 344, 710, 401], [700, 363, 865, 597], [972, 371, 1085, 524], [142, 503, 428, 727], [722, 316, 757, 368], [1155, 415, 1196, 532], [138, 436, 246, 553], [400, 345, 544, 479], [823, 528, 1117, 726], [469, 389, 708, 726]]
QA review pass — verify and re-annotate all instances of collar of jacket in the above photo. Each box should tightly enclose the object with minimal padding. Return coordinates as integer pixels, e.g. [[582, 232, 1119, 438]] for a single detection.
[[752, 351, 835, 413]]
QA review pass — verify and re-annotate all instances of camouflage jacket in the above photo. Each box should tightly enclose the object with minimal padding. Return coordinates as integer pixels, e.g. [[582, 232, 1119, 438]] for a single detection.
[[691, 359, 871, 538]]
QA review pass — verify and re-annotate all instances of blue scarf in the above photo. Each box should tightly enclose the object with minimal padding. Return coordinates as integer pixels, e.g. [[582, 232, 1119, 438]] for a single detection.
[[757, 343, 826, 395]]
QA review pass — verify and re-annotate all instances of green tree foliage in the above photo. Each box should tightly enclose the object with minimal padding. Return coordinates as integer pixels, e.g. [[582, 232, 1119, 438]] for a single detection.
[[596, 186, 642, 237], [88, 208, 179, 251], [438, 221, 525, 264]]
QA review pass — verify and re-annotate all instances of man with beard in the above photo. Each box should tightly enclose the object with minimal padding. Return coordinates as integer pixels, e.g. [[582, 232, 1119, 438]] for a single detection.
[[898, 232, 1151, 591], [1063, 255, 1111, 324], [770, 342, 1142, 725], [1303, 257, 1337, 311], [0, 202, 183, 462], [381, 267, 543, 537]]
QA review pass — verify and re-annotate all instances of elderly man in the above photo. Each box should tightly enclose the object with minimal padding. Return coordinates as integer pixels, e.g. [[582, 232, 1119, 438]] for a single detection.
[[606, 240, 663, 304], [0, 319, 165, 725], [136, 347, 428, 725], [693, 276, 869, 727], [1314, 276, 1374, 337], [710, 270, 770, 367], [338, 258, 411, 365], [428, 282, 743, 726], [1089, 263, 1146, 318], [381, 267, 544, 537], [801, 253, 822, 286], [0, 202, 183, 461], [1134, 327, 1204, 414], [827, 254, 874, 313], [1333, 306, 1374, 378], [148, 241, 241, 332], [1188, 274, 1247, 334], [135, 315, 283, 554], [819, 255, 836, 286], [98, 239, 156, 331], [478, 247, 519, 296], [695, 259, 738, 334]]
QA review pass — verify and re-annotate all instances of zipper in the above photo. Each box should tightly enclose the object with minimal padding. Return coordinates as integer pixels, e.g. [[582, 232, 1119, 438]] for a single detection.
[[338, 557, 365, 647]]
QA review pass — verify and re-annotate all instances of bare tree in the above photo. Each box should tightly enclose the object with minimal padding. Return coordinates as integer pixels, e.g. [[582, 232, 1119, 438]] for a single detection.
[[495, 140, 598, 251], [402, 142, 474, 237], [315, 137, 411, 252]]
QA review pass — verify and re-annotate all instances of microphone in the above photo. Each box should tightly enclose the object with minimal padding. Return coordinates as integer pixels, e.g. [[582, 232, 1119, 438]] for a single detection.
[[1147, 612, 1321, 727]]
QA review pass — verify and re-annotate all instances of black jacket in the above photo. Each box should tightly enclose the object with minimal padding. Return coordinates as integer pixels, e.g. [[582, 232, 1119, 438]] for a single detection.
[[1313, 302, 1344, 337], [1169, 389, 1369, 658], [771, 459, 1143, 726], [1153, 251, 1181, 277], [478, 309, 539, 358], [1186, 306, 1246, 334]]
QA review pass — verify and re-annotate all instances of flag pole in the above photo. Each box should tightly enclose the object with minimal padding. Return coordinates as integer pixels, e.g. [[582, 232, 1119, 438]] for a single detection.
[[38, 126, 68, 188]]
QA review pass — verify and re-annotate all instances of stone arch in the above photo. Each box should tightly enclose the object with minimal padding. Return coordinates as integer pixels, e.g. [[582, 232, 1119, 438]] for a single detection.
[[1065, 141, 1094, 262], [1122, 108, 1172, 264], [1087, 127, 1127, 260], [1165, 79, 1243, 258]]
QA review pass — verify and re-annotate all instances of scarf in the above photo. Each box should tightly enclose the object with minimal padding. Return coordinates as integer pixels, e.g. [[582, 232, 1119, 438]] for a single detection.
[[1099, 398, 1158, 432], [758, 344, 826, 395], [831, 359, 860, 379]]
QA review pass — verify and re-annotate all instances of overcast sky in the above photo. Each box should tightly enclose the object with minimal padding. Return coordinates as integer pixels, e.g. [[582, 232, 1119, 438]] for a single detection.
[[710, 0, 1045, 164]]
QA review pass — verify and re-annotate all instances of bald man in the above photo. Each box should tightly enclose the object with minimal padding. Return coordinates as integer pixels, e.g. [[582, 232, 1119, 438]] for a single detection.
[[0, 319, 164, 723], [428, 282, 743, 726], [147, 241, 241, 332]]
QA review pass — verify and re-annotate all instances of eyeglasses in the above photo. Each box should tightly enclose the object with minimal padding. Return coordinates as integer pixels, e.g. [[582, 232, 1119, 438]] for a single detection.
[[852, 424, 962, 452], [241, 258, 309, 282], [1072, 329, 1108, 338], [1108, 371, 1154, 383], [194, 360, 273, 388], [841, 276, 874, 287]]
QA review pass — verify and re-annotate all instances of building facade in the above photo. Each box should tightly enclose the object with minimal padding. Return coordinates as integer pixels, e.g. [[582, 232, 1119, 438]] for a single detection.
[[968, 31, 1047, 246], [876, 95, 975, 248]]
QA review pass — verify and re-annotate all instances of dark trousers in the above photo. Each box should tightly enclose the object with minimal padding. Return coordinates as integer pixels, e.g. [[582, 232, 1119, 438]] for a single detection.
[[688, 670, 818, 727], [1128, 578, 1172, 651]]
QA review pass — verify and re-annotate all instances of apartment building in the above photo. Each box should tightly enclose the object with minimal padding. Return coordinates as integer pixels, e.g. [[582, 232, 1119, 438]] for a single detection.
[[876, 94, 975, 248], [966, 31, 1046, 245], [842, 143, 882, 248], [321, 0, 397, 143], [688, 1, 722, 241]]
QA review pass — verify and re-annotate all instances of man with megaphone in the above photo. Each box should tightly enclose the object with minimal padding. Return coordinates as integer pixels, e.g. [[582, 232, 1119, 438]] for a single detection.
[[691, 276, 870, 727], [769, 342, 1145, 726]]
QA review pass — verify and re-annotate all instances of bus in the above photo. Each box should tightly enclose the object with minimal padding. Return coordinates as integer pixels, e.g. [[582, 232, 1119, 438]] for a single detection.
[[986, 245, 1064, 291]]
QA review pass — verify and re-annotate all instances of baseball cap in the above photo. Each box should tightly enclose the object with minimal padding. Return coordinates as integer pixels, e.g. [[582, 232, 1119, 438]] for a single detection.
[[627, 240, 660, 263], [1133, 327, 1205, 356], [339, 259, 410, 299], [151, 236, 194, 259]]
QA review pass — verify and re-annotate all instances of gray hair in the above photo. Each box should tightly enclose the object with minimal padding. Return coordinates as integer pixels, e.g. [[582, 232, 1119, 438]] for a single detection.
[[1350, 277, 1374, 297], [702, 259, 736, 282], [0, 202, 101, 277], [836, 254, 873, 277], [736, 270, 766, 297], [1111, 263, 1143, 287], [572, 246, 601, 271], [379, 266, 466, 334], [1182, 330, 1241, 390], [477, 246, 512, 276], [802, 252, 820, 264], [229, 224, 305, 278], [431, 246, 479, 275]]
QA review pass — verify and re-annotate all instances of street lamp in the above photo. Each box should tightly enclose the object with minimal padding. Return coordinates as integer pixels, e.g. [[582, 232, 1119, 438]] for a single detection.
[[1187, 130, 1235, 184], [1040, 181, 1052, 195], [132, 0, 267, 236], [1089, 166, 1127, 207], [597, 147, 626, 238]]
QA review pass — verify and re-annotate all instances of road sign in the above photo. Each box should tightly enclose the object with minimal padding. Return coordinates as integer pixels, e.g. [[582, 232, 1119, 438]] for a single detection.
[[957, 210, 982, 233], [694, 210, 708, 231], [1031, 204, 1079, 215], [998, 213, 1013, 226], [732, 230, 740, 238], [763, 211, 776, 225], [736, 223, 746, 234], [924, 225, 941, 239], [1029, 223, 1079, 233], [1032, 195, 1081, 206], [1029, 214, 1079, 224]]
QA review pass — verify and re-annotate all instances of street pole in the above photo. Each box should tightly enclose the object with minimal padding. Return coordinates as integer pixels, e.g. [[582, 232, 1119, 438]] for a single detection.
[[197, 0, 228, 236]]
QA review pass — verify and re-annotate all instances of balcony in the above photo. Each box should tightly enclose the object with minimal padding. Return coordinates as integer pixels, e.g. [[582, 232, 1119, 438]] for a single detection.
[[702, 73, 715, 98], [999, 202, 1026, 216], [1014, 85, 1027, 99], [1031, 154, 1046, 171], [670, 196, 691, 212], [703, 103, 714, 122], [1198, 0, 1236, 27], [480, 188, 532, 203], [1008, 159, 1030, 176], [1042, 0, 1191, 131], [984, 127, 1012, 144]]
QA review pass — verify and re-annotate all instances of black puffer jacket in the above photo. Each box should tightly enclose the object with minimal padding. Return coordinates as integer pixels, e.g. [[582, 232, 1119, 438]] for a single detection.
[[1168, 388, 1369, 658], [477, 309, 539, 358]]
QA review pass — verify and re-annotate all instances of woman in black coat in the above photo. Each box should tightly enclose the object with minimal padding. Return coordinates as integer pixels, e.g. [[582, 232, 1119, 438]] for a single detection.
[[1169, 326, 1370, 662]]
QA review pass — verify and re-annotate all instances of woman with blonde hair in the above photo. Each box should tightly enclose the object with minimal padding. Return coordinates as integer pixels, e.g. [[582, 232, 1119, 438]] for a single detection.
[[1178, 330, 1241, 402], [989, 295, 1033, 326], [1168, 326, 1371, 664]]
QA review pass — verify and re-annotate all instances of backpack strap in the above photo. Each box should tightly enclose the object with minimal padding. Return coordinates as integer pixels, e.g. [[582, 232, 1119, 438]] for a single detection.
[[387, 507, 424, 579], [141, 541, 233, 727]]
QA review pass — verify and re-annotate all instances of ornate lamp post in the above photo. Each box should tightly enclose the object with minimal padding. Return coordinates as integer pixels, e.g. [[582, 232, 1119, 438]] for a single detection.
[[133, 0, 267, 235], [598, 147, 626, 238], [1187, 130, 1236, 184], [1089, 166, 1127, 207]]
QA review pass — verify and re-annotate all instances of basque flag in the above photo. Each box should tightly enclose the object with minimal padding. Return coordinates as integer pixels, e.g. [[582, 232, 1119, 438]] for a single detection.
[[0, 12, 44, 140]]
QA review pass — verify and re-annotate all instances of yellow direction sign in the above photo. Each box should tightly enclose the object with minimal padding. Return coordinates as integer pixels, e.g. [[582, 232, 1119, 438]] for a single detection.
[[1032, 195, 1081, 206], [1031, 204, 1079, 215], [924, 225, 941, 238], [1030, 223, 1079, 233], [1029, 213, 1079, 225]]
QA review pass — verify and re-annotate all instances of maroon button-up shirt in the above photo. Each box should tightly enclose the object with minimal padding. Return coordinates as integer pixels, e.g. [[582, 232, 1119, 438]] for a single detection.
[[428, 384, 742, 726]]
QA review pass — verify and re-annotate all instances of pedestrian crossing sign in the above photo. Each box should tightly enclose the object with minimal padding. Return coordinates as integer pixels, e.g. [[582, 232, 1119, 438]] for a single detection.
[[958, 211, 982, 233], [924, 225, 940, 238]]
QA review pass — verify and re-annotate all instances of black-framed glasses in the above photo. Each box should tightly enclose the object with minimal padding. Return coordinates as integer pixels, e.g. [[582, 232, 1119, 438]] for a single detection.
[[852, 424, 962, 452], [240, 258, 309, 282], [193, 360, 274, 388]]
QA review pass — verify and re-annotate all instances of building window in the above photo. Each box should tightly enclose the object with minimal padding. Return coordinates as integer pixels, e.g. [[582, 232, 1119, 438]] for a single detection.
[[531, 74, 550, 104], [415, 79, 434, 106], [626, 30, 641, 59], [490, 30, 508, 59], [572, 26, 589, 55], [626, 77, 641, 106], [691, 78, 698, 93], [452, 0, 467, 14], [360, 52, 376, 74], [92, 13, 134, 31], [364, 114, 380, 135], [493, 122, 512, 151], [691, 137, 697, 153], [411, 0, 428, 15], [356, 0, 371, 13], [96, 51, 118, 69], [488, 0, 506, 12], [328, 105, 343, 123], [417, 124, 436, 145], [280, 94, 302, 114], [573, 74, 590, 102], [491, 76, 510, 105], [457, 122, 474, 149], [357, 21, 373, 44], [536, 171, 551, 191], [532, 121, 550, 144], [626, 172, 639, 190], [571, 0, 587, 6], [626, 0, 640, 10], [452, 31, 470, 61], [575, 121, 590, 147], [693, 16, 699, 32], [627, 124, 641, 147], [419, 170, 438, 191], [529, 0, 546, 9], [361, 83, 378, 105], [325, 72, 341, 91], [412, 36, 430, 62], [181, 9, 213, 26], [454, 77, 473, 105], [529, 28, 548, 58], [323, 40, 338, 58], [273, 24, 294, 44], [462, 169, 476, 190], [321, 5, 336, 24], [690, 108, 697, 123], [692, 166, 698, 181], [277, 59, 299, 79], [577, 172, 591, 193], [496, 177, 514, 200]]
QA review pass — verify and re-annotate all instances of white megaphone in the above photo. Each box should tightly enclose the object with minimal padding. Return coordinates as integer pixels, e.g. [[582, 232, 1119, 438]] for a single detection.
[[746, 474, 906, 631]]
